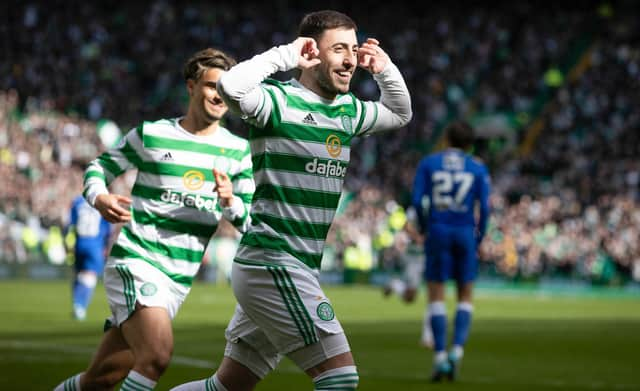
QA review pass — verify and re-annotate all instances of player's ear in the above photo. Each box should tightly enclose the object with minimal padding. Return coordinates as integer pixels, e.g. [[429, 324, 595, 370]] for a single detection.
[[186, 79, 195, 96]]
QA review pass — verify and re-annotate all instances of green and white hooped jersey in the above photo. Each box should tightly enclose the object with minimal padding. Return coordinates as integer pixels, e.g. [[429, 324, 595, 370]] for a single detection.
[[83, 118, 254, 286], [235, 79, 377, 271]]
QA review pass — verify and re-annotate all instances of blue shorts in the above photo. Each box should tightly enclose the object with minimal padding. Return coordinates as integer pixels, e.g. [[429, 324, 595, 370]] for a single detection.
[[74, 247, 105, 274], [424, 224, 477, 283]]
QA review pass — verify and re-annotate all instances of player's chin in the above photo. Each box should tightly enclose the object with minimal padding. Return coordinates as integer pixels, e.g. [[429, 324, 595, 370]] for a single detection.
[[205, 110, 225, 122], [333, 80, 351, 94]]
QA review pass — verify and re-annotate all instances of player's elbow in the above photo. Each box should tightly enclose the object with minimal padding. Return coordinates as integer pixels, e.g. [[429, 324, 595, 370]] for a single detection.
[[216, 75, 234, 104], [401, 107, 413, 127], [216, 75, 244, 115], [395, 102, 413, 128], [217, 71, 248, 104]]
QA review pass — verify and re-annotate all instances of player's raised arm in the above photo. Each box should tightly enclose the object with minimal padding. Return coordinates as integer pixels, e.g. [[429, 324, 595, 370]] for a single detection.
[[216, 37, 320, 128], [355, 38, 413, 135]]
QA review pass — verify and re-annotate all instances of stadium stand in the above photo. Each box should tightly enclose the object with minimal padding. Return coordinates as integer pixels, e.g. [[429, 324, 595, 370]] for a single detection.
[[1, 1, 638, 284]]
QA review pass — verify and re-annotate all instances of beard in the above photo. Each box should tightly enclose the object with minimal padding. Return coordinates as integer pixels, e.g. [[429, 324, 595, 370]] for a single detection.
[[314, 66, 349, 97]]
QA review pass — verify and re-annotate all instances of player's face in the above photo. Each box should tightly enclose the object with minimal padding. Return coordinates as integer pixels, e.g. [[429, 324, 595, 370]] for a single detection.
[[188, 67, 228, 123], [312, 28, 358, 98]]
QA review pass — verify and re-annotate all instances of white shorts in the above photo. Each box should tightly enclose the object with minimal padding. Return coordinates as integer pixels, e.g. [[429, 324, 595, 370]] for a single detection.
[[103, 258, 190, 327], [225, 262, 350, 377]]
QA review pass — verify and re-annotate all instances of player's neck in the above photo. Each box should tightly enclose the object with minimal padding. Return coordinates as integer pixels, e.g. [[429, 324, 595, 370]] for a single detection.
[[179, 114, 220, 136], [297, 74, 337, 101]]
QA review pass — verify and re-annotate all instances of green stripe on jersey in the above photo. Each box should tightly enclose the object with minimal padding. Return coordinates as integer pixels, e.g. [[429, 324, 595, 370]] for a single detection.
[[253, 184, 340, 209], [138, 161, 217, 181], [234, 167, 254, 180], [119, 225, 204, 263], [284, 94, 356, 118], [254, 122, 354, 145], [264, 78, 356, 118], [110, 245, 194, 286], [120, 139, 145, 168], [84, 170, 106, 184], [130, 206, 217, 238], [240, 233, 321, 269], [95, 153, 126, 179], [142, 133, 248, 161], [252, 213, 330, 241]]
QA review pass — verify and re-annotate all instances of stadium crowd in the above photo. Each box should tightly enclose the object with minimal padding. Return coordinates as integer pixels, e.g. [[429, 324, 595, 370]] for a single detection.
[[1, 1, 638, 284]]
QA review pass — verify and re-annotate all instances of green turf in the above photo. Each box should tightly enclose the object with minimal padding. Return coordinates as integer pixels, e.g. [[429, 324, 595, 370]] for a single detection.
[[2, 280, 639, 390]]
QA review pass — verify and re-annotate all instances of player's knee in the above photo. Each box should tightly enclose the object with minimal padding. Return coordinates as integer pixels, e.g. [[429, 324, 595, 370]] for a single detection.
[[313, 366, 359, 390], [77, 271, 98, 287], [150, 350, 172, 374], [137, 345, 173, 376]]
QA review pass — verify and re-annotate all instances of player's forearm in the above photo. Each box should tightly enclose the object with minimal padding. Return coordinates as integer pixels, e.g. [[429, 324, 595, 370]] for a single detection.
[[221, 196, 251, 233], [373, 62, 413, 129], [217, 44, 298, 115], [83, 160, 110, 207]]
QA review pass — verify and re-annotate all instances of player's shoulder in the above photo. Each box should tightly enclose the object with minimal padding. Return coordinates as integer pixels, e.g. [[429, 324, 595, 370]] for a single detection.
[[133, 118, 175, 137], [216, 126, 251, 154], [218, 126, 250, 148], [140, 118, 175, 131], [262, 78, 293, 93]]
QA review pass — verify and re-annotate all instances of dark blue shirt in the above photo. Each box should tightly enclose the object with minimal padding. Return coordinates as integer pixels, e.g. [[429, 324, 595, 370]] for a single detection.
[[412, 148, 490, 243]]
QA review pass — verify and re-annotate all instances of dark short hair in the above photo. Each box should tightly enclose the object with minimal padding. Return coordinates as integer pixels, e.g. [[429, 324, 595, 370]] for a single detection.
[[298, 10, 357, 41], [445, 121, 475, 149], [183, 48, 236, 82]]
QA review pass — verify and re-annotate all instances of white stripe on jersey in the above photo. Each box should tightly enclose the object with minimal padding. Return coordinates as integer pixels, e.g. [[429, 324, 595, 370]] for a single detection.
[[252, 169, 343, 193], [116, 231, 202, 276], [251, 199, 335, 225], [250, 138, 351, 161], [249, 223, 324, 255], [130, 221, 208, 255]]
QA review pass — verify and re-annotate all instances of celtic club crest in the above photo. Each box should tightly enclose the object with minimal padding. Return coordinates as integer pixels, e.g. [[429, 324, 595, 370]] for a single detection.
[[316, 302, 335, 321]]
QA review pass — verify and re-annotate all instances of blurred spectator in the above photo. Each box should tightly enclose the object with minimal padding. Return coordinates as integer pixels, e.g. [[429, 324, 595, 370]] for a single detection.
[[1, 1, 639, 285]]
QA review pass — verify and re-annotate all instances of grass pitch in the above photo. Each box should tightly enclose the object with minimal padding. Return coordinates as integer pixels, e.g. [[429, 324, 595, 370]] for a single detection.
[[2, 280, 639, 390]]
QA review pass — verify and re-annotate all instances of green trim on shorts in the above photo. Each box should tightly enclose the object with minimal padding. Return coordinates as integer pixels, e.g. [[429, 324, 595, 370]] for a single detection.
[[267, 266, 318, 346], [115, 264, 136, 315]]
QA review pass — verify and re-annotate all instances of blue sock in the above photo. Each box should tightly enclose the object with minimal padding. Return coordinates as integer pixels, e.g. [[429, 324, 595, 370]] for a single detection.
[[429, 301, 447, 353], [453, 302, 473, 346], [73, 274, 96, 308]]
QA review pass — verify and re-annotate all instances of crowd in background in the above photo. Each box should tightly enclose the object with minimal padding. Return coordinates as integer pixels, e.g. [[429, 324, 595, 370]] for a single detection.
[[1, 1, 638, 284]]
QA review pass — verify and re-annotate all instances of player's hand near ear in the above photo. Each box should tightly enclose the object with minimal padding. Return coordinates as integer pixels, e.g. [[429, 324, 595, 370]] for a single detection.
[[358, 37, 389, 74], [292, 37, 321, 69]]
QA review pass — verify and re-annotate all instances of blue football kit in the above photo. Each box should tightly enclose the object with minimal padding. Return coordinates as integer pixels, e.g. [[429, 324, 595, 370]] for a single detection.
[[412, 148, 490, 283]]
